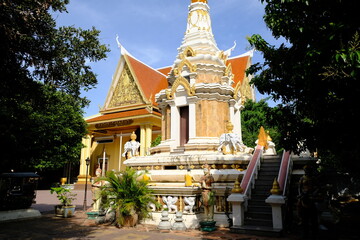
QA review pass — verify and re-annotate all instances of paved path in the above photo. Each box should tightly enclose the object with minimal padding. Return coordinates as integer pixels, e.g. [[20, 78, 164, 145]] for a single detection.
[[0, 190, 296, 240]]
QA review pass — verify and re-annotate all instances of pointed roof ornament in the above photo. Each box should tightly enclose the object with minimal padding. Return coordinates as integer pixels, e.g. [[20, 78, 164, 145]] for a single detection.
[[224, 41, 237, 58], [237, 48, 255, 58], [116, 34, 132, 57]]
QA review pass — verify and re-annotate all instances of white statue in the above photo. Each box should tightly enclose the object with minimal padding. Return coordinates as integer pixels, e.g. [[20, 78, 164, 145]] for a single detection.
[[122, 132, 140, 159], [218, 122, 245, 154], [162, 196, 178, 212], [148, 202, 156, 212], [183, 196, 196, 214]]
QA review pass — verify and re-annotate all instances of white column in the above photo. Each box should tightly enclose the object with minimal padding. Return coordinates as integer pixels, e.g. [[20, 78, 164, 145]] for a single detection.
[[266, 195, 286, 229], [227, 194, 247, 227], [188, 96, 198, 139], [170, 101, 180, 148], [229, 100, 235, 124]]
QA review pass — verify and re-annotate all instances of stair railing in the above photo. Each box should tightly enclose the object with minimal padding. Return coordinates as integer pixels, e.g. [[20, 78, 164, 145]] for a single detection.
[[277, 150, 292, 195], [240, 145, 263, 199], [265, 150, 292, 230]]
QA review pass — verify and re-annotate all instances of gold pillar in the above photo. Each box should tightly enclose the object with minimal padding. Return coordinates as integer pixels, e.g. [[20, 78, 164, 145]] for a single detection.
[[145, 124, 153, 155], [140, 125, 146, 156], [77, 135, 91, 183]]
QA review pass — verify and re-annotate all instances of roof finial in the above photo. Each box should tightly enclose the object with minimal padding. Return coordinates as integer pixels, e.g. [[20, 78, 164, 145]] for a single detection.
[[116, 34, 121, 49]]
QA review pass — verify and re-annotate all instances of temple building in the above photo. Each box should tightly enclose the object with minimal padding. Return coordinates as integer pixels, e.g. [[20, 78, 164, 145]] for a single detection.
[[76, 0, 316, 232], [77, 0, 254, 184]]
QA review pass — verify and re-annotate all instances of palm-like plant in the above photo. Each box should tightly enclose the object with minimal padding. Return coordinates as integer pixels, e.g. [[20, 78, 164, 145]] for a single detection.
[[99, 167, 158, 227]]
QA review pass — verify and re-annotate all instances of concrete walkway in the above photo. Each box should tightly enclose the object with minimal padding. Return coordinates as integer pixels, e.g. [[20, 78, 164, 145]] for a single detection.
[[0, 190, 297, 240]]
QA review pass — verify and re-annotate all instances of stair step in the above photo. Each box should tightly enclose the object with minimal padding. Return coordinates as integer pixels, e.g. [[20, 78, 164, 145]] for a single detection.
[[230, 225, 282, 237], [256, 175, 277, 180], [247, 205, 272, 213], [246, 211, 272, 219], [245, 218, 273, 227], [258, 172, 279, 176]]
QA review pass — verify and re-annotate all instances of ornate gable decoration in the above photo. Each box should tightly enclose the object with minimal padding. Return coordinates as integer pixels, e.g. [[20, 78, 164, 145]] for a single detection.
[[108, 63, 144, 108]]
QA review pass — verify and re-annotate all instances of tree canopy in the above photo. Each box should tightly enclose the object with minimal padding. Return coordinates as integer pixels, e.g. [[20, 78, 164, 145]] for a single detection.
[[247, 0, 359, 176], [0, 0, 109, 171], [241, 99, 281, 152]]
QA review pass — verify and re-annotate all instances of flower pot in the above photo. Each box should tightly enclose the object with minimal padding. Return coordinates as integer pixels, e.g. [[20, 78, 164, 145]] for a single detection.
[[54, 205, 76, 218], [54, 205, 64, 217], [122, 213, 138, 227], [63, 205, 76, 218]]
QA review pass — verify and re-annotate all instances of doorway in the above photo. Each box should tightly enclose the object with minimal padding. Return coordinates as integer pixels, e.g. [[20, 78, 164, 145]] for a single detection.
[[179, 106, 189, 146]]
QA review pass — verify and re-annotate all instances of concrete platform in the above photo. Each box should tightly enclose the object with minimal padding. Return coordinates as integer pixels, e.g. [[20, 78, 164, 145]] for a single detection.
[[0, 208, 41, 222]]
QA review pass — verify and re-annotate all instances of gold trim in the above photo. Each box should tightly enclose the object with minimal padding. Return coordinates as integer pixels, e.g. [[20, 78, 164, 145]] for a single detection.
[[225, 63, 232, 77], [166, 75, 196, 100], [183, 46, 196, 58]]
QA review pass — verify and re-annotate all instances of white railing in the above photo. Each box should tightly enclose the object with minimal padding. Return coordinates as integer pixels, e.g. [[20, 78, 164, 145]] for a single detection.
[[241, 145, 263, 198], [277, 150, 292, 195]]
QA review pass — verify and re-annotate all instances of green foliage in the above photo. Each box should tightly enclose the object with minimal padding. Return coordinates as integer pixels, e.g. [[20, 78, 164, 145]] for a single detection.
[[241, 99, 281, 152], [50, 187, 77, 206], [247, 0, 360, 176], [0, 0, 109, 172], [99, 168, 159, 226], [150, 135, 162, 147]]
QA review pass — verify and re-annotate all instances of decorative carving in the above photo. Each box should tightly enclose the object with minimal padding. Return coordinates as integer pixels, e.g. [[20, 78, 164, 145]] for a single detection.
[[187, 9, 211, 32], [218, 122, 245, 154], [162, 196, 178, 212], [166, 76, 196, 100], [184, 197, 196, 213], [183, 46, 196, 58], [174, 59, 196, 77], [109, 64, 144, 108], [224, 63, 232, 77], [234, 75, 253, 101]]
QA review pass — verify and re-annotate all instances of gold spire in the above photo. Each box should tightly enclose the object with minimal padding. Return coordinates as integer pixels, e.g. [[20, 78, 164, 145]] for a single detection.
[[270, 178, 282, 195], [232, 177, 243, 193], [257, 126, 269, 150]]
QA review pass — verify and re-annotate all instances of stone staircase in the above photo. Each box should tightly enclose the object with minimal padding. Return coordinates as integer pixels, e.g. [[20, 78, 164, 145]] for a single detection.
[[234, 155, 282, 236]]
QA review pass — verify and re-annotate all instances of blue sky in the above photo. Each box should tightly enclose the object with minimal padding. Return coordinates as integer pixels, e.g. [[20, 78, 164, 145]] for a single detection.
[[54, 0, 276, 117]]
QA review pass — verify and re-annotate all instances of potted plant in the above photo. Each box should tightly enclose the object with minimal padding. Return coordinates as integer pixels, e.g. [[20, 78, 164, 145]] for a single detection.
[[99, 167, 160, 227], [50, 186, 77, 218]]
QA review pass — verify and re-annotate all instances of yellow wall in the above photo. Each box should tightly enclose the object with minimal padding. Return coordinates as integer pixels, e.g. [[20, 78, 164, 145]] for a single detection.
[[196, 100, 229, 137]]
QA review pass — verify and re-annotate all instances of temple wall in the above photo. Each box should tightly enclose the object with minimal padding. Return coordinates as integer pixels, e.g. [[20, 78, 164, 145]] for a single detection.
[[196, 73, 222, 84], [196, 100, 229, 137]]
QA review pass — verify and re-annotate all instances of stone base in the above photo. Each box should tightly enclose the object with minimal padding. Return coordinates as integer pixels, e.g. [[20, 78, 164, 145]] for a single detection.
[[142, 212, 230, 229], [200, 220, 217, 232], [0, 208, 41, 222]]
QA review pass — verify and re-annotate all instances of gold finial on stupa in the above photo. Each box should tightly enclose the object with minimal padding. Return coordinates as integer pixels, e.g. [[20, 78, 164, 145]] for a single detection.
[[266, 130, 272, 141], [232, 177, 243, 193], [257, 126, 268, 149], [226, 121, 234, 133], [270, 178, 282, 195]]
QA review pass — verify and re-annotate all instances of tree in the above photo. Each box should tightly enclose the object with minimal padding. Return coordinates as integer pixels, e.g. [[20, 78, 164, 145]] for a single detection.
[[0, 0, 109, 172], [241, 99, 281, 151], [247, 0, 359, 176]]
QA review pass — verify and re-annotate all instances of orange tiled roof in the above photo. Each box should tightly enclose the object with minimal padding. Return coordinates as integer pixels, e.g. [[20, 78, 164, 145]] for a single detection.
[[126, 55, 168, 104], [157, 66, 172, 76], [87, 108, 161, 123], [227, 55, 250, 87]]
